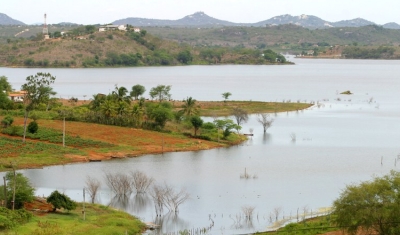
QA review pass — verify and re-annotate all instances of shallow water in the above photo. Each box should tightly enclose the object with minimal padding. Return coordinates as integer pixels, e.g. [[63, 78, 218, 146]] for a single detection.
[[1, 58, 400, 234]]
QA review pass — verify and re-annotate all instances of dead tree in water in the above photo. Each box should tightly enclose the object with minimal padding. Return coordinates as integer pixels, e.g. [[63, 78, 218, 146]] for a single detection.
[[130, 170, 154, 193], [149, 183, 190, 215], [242, 206, 255, 220], [85, 176, 101, 203], [257, 113, 274, 133], [104, 172, 133, 196]]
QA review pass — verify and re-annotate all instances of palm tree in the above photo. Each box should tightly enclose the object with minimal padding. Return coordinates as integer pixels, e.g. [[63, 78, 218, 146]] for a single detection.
[[112, 85, 131, 104], [100, 99, 117, 118], [89, 94, 106, 111], [181, 97, 199, 117]]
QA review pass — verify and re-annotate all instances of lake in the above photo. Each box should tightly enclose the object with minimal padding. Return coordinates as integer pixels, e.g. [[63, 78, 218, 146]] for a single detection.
[[1, 58, 400, 234]]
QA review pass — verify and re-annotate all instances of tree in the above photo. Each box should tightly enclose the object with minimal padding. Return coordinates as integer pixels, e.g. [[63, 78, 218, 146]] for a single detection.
[[130, 170, 154, 193], [85, 176, 100, 204], [257, 113, 274, 133], [181, 97, 199, 117], [222, 92, 232, 102], [232, 107, 248, 126], [21, 72, 56, 142], [177, 50, 193, 64], [3, 172, 35, 209], [333, 171, 400, 235], [46, 190, 77, 212], [190, 116, 203, 136], [27, 121, 38, 134], [1, 115, 14, 128], [0, 76, 13, 109], [130, 84, 146, 100], [149, 105, 173, 128], [0, 76, 12, 92], [112, 85, 130, 103], [149, 85, 172, 102], [214, 119, 238, 140]]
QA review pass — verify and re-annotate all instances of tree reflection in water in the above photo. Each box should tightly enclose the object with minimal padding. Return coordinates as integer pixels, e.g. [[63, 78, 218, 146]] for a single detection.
[[132, 193, 151, 214], [152, 212, 190, 235]]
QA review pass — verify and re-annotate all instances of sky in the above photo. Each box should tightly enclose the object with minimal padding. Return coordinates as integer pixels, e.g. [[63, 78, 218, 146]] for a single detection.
[[2, 0, 400, 25]]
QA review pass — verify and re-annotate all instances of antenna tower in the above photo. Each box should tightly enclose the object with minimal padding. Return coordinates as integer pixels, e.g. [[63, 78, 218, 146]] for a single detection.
[[43, 13, 48, 35]]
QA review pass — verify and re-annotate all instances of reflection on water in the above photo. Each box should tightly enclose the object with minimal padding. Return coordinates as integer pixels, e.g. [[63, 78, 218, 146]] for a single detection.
[[1, 60, 400, 234], [133, 194, 152, 214], [262, 133, 271, 144]]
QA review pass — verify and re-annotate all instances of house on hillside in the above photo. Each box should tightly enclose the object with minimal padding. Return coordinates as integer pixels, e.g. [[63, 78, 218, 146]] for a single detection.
[[8, 90, 27, 102], [99, 25, 127, 32]]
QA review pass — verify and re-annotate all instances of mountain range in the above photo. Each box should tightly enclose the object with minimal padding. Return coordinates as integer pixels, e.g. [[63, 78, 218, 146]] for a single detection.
[[1, 11, 400, 29]]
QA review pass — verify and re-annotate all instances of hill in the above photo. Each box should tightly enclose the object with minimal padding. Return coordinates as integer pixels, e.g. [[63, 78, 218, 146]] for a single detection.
[[112, 12, 400, 29], [143, 24, 400, 55], [114, 11, 237, 27], [0, 13, 25, 25], [0, 26, 289, 68]]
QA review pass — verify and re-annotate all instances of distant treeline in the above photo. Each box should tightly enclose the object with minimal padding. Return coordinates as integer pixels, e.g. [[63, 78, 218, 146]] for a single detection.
[[342, 46, 399, 59]]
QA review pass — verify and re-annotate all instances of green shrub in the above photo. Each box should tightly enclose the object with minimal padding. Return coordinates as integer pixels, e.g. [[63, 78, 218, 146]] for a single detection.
[[0, 214, 14, 229], [1, 115, 14, 127], [1, 125, 23, 136], [27, 121, 38, 134], [47, 190, 77, 212]]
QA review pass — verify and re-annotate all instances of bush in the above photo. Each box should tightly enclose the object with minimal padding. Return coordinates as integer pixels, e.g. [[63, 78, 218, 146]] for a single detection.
[[0, 207, 33, 229], [47, 190, 77, 212], [1, 125, 23, 136], [27, 121, 38, 134], [1, 115, 14, 128]]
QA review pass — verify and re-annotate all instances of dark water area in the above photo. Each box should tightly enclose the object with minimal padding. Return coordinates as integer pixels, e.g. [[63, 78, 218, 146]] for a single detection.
[[1, 58, 400, 234]]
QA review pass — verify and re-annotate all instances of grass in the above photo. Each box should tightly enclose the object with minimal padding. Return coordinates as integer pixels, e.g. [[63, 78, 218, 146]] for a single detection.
[[6, 203, 146, 235], [0, 100, 310, 170], [255, 215, 338, 235], [195, 101, 312, 116]]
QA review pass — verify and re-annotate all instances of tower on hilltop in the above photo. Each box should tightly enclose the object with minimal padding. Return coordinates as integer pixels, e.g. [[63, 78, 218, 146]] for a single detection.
[[43, 13, 49, 40]]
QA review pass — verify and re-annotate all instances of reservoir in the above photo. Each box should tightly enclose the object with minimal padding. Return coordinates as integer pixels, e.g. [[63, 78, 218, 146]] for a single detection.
[[1, 58, 400, 234]]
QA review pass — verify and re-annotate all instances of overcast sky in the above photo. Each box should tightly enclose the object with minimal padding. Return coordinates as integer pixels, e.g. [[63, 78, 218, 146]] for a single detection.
[[3, 0, 400, 25]]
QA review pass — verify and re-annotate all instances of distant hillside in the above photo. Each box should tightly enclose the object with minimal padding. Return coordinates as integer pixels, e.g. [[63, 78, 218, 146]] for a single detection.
[[113, 12, 400, 30], [113, 12, 237, 27], [143, 24, 400, 56], [253, 14, 331, 28], [0, 13, 25, 25], [383, 22, 400, 29], [331, 18, 375, 27], [0, 27, 285, 67]]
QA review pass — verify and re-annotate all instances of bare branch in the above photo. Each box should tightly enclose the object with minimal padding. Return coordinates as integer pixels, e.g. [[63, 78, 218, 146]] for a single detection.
[[257, 113, 274, 133], [85, 176, 101, 204]]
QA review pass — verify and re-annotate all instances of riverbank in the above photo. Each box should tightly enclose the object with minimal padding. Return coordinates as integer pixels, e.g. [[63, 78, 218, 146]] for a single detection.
[[0, 100, 312, 171], [8, 198, 146, 234]]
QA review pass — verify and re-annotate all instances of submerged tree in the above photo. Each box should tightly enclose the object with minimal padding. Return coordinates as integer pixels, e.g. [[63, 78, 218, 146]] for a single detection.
[[232, 107, 249, 126], [130, 170, 154, 194], [85, 176, 101, 204], [257, 113, 274, 133]]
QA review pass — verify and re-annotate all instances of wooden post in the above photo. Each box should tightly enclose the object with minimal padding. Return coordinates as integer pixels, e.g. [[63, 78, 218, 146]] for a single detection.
[[63, 116, 65, 147], [3, 177, 7, 208], [12, 165, 16, 210], [162, 135, 164, 154], [83, 188, 86, 221]]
